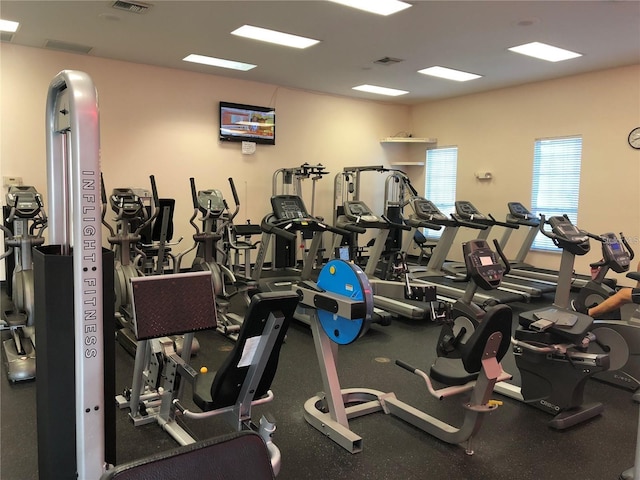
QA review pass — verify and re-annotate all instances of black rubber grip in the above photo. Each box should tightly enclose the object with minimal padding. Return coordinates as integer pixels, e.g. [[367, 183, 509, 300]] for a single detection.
[[149, 175, 158, 205], [189, 178, 198, 208], [100, 172, 107, 204], [228, 177, 240, 206], [395, 359, 417, 373]]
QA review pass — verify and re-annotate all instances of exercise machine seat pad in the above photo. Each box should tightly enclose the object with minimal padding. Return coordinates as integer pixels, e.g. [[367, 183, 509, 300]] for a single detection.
[[100, 430, 274, 480], [193, 291, 299, 412], [430, 304, 512, 386]]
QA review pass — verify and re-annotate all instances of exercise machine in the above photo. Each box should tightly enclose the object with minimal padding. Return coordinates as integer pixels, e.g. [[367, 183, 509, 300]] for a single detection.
[[1, 185, 47, 381], [449, 200, 559, 298], [1, 186, 47, 381], [115, 270, 298, 476], [36, 69, 115, 479], [402, 196, 527, 305], [298, 257, 512, 455], [571, 232, 640, 391], [498, 202, 591, 289], [494, 215, 611, 428], [333, 199, 437, 320], [101, 175, 160, 356], [175, 177, 258, 340]]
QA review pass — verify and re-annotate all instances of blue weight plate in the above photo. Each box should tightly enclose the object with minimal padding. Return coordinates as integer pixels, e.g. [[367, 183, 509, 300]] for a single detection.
[[316, 259, 373, 345]]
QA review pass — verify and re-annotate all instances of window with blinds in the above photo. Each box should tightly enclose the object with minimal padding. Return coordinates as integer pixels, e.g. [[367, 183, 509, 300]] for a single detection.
[[424, 146, 458, 239], [530, 136, 583, 251]]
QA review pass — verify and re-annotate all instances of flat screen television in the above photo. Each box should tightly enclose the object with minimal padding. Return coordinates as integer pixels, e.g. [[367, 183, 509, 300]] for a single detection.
[[219, 101, 276, 145]]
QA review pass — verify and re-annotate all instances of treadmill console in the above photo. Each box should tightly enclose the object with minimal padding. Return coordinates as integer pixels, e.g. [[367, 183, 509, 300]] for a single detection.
[[412, 198, 448, 222], [110, 188, 144, 219], [271, 195, 311, 220], [506, 202, 539, 226], [196, 189, 225, 217], [600, 232, 631, 274], [6, 186, 43, 218], [343, 201, 379, 223], [462, 239, 504, 290], [454, 201, 487, 221]]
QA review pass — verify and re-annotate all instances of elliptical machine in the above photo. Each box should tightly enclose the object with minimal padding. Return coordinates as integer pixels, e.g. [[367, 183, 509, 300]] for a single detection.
[[101, 175, 160, 355], [494, 215, 611, 428], [1, 185, 47, 381], [175, 177, 257, 340]]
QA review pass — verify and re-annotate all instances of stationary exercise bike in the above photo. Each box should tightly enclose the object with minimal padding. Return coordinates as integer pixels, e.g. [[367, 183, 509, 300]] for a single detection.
[[1, 185, 47, 381], [299, 248, 512, 456], [175, 177, 258, 340], [494, 215, 611, 428], [571, 232, 640, 391]]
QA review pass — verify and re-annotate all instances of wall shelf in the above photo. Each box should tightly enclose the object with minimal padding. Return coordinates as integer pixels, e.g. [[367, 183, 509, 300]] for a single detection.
[[380, 137, 437, 144]]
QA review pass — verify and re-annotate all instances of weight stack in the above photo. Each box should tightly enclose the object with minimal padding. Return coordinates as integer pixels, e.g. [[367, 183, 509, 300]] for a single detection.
[[33, 245, 115, 480]]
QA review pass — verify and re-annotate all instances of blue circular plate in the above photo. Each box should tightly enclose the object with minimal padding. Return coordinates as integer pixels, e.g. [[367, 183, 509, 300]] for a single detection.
[[316, 259, 373, 344]]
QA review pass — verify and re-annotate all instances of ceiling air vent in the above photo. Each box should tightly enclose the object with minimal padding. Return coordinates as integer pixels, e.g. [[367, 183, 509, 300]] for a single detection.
[[374, 57, 404, 65], [0, 32, 14, 43], [112, 0, 151, 14], [44, 39, 93, 54]]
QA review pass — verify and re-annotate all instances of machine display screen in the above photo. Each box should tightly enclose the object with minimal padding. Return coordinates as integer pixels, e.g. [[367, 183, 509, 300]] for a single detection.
[[479, 256, 493, 266]]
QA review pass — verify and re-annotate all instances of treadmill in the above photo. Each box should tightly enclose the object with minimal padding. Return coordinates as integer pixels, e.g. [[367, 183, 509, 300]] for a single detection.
[[449, 200, 556, 297], [404, 196, 528, 305], [333, 200, 437, 320], [498, 202, 591, 289], [254, 194, 399, 325]]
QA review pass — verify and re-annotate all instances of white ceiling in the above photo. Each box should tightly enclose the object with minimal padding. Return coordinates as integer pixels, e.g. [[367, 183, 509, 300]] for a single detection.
[[2, 1, 639, 104]]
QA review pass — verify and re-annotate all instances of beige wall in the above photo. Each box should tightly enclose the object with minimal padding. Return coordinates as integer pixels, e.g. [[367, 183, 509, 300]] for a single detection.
[[1, 43, 639, 285], [410, 65, 640, 285], [0, 43, 410, 275]]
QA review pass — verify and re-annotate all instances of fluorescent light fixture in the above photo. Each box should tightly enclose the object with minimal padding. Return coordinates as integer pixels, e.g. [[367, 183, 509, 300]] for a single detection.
[[418, 66, 482, 82], [0, 19, 19, 33], [508, 42, 582, 62], [352, 84, 409, 96], [183, 54, 256, 71], [231, 25, 320, 49], [328, 0, 412, 16]]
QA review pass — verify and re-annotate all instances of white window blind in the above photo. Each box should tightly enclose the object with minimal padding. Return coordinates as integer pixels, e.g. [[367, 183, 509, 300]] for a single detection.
[[530, 136, 583, 251], [424, 147, 457, 239]]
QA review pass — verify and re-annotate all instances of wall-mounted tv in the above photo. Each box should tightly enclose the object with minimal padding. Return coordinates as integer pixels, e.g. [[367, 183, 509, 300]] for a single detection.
[[219, 101, 276, 145]]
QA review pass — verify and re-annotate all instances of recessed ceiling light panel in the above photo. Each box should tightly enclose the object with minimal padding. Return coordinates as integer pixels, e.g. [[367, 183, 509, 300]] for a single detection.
[[0, 19, 20, 33], [231, 25, 320, 49], [352, 84, 409, 96], [329, 0, 412, 16], [508, 42, 582, 62], [183, 54, 256, 71], [417, 66, 482, 82]]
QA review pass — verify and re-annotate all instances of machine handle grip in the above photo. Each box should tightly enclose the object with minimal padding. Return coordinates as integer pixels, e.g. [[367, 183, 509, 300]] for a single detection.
[[395, 359, 418, 374], [621, 232, 635, 261], [261, 219, 297, 242], [489, 213, 518, 229], [492, 238, 511, 275], [381, 215, 411, 231], [451, 215, 488, 231], [189, 177, 198, 209], [228, 177, 240, 206], [100, 172, 107, 205], [149, 175, 159, 208]]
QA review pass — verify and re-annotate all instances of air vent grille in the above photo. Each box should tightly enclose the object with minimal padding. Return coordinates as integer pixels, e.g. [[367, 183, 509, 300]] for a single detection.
[[0, 32, 14, 43], [112, 0, 151, 14], [44, 39, 93, 54], [374, 57, 404, 65]]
